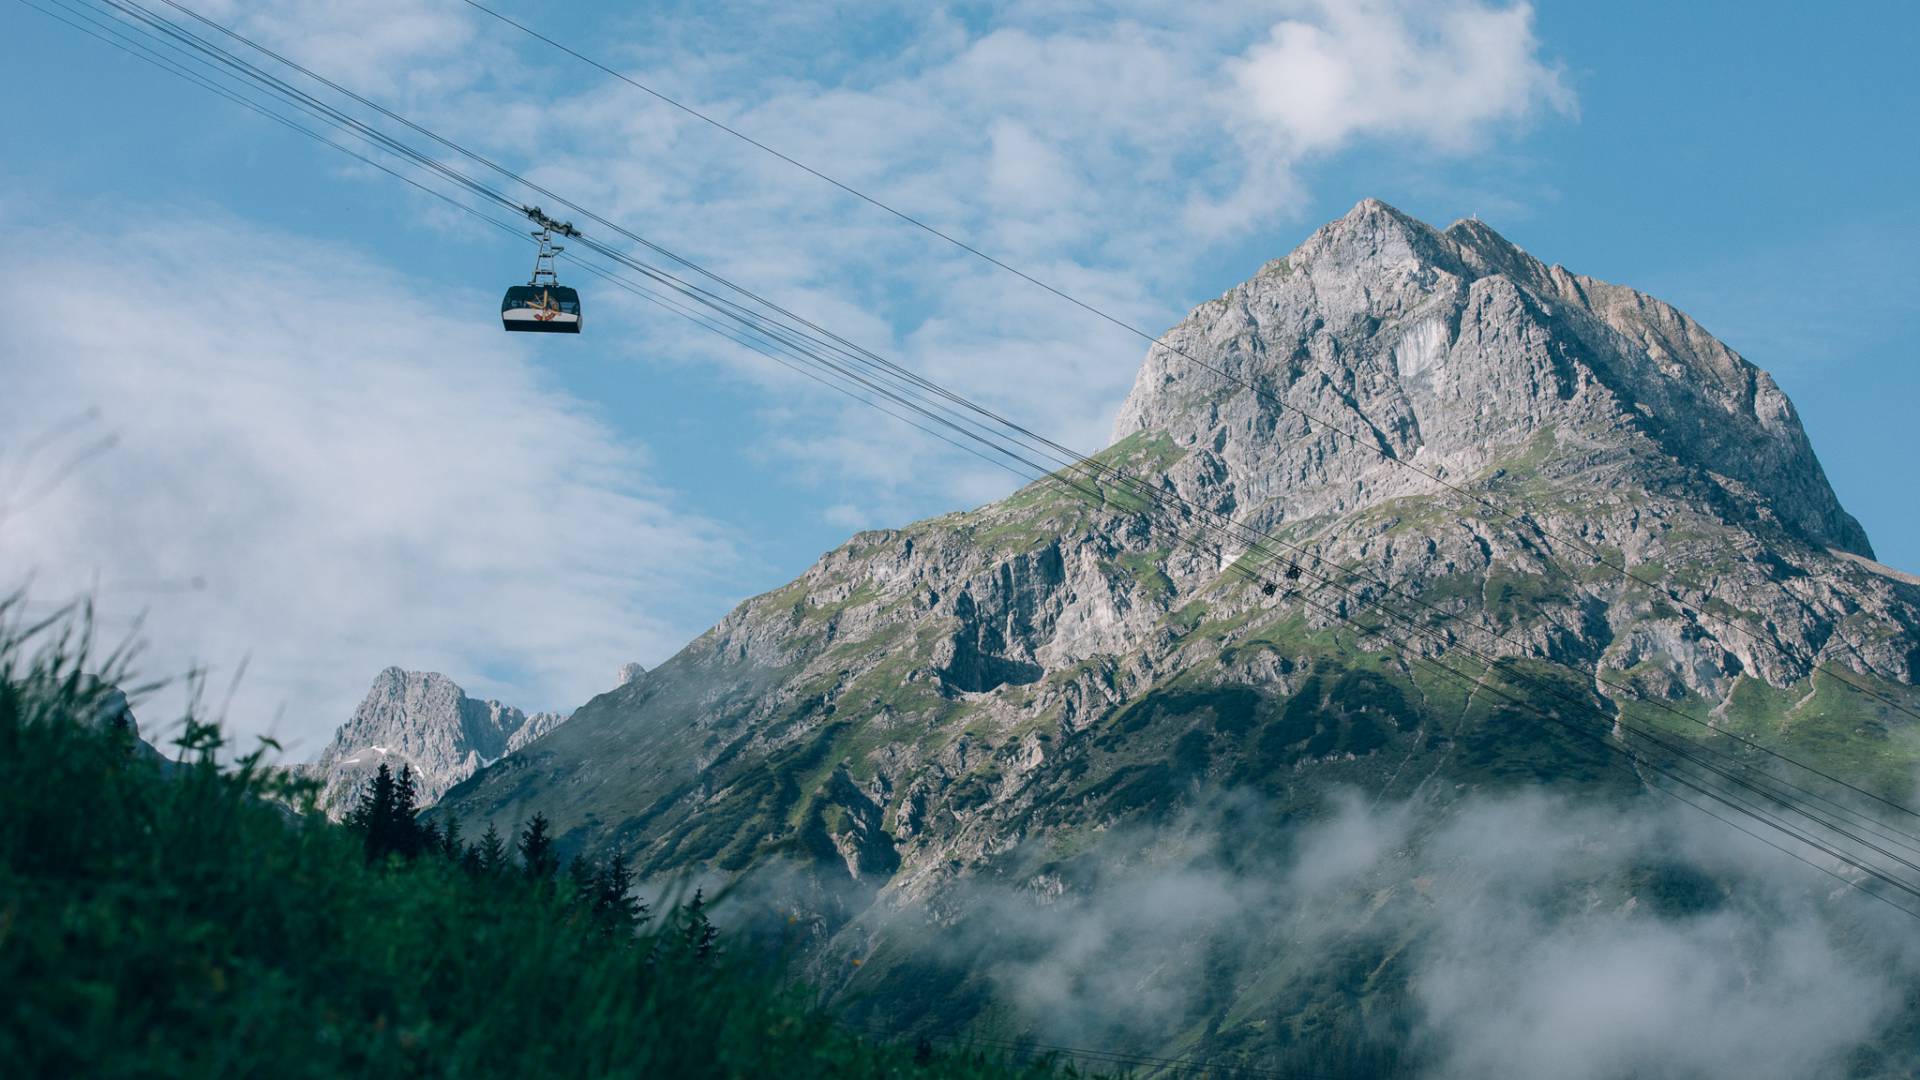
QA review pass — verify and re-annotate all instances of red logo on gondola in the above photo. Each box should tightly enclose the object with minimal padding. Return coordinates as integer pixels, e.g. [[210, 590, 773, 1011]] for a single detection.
[[524, 289, 561, 322]]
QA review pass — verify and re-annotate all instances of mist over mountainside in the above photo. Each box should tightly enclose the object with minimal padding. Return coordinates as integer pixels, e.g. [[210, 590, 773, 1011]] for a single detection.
[[436, 200, 1920, 1073]]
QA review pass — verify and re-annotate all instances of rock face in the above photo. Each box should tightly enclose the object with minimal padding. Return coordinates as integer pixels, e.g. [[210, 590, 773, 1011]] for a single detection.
[[1114, 200, 1871, 558], [437, 200, 1920, 1056], [312, 668, 566, 818]]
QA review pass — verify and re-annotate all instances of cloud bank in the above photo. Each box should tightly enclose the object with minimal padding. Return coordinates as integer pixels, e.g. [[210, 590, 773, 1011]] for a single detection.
[[0, 215, 738, 754], [809, 788, 1917, 1078]]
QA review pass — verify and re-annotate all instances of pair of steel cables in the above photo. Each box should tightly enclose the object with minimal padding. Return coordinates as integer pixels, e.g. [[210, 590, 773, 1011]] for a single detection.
[[21, 0, 1920, 920]]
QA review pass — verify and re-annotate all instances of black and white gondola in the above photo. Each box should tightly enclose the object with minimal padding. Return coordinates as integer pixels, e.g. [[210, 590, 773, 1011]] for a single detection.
[[502, 207, 583, 334]]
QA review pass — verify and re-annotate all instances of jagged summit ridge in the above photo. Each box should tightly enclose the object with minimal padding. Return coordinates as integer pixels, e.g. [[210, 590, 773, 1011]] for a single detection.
[[1114, 197, 1868, 556], [310, 667, 566, 818]]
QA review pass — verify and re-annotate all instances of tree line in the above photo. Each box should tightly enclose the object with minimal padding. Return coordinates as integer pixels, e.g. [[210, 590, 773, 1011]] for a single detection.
[[343, 761, 716, 957]]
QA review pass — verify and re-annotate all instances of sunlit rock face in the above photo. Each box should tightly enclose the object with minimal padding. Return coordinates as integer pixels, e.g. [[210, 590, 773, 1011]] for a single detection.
[[309, 668, 565, 818], [1113, 198, 1870, 557], [435, 200, 1920, 1063]]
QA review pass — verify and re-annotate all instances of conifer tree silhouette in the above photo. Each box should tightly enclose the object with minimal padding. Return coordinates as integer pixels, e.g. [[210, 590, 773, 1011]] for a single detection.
[[440, 813, 462, 861], [517, 814, 557, 882], [596, 851, 646, 931], [475, 822, 507, 877], [681, 888, 719, 961], [348, 762, 399, 863], [417, 817, 442, 858], [393, 764, 420, 858], [567, 854, 596, 898]]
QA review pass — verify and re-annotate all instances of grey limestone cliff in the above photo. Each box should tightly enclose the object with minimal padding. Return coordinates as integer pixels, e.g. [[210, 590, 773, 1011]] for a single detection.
[[311, 668, 566, 818]]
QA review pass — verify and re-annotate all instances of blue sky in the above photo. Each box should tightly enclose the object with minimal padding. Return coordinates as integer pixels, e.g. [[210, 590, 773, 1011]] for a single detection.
[[2, 1, 1915, 750]]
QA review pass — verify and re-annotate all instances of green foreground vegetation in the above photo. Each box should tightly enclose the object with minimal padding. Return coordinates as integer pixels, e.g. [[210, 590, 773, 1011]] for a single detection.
[[0, 615, 1075, 1079]]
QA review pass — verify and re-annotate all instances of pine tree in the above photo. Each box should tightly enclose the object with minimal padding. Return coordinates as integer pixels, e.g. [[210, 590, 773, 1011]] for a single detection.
[[517, 814, 557, 882], [595, 851, 644, 931], [393, 764, 421, 858], [417, 817, 442, 857], [440, 813, 462, 862], [351, 763, 398, 863], [567, 854, 597, 905], [476, 822, 507, 877], [681, 888, 719, 961]]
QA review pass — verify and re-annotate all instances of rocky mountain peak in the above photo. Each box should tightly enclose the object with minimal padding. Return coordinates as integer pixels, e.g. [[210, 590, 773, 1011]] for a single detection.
[[1113, 197, 1869, 556], [1441, 215, 1540, 278], [1298, 195, 1459, 268], [309, 667, 567, 818], [1286, 198, 1536, 291]]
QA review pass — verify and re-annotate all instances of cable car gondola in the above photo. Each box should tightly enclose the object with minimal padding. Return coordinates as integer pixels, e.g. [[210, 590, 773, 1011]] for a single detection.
[[501, 284, 581, 333], [502, 207, 582, 334]]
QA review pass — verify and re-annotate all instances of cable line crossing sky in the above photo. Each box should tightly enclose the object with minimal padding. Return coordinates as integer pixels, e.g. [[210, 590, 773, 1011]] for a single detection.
[[22, 0, 1920, 923]]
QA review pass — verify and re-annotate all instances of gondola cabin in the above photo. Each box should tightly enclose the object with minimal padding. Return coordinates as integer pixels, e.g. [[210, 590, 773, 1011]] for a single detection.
[[503, 206, 584, 335], [501, 285, 582, 333]]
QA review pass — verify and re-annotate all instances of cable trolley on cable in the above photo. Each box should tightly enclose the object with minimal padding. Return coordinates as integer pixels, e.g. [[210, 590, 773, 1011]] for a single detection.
[[502, 206, 583, 334]]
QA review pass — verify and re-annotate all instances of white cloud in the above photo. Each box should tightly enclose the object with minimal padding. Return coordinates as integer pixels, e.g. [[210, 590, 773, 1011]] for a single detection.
[[195, 0, 495, 101], [1229, 0, 1574, 156], [843, 787, 1910, 1076], [0, 215, 738, 756], [1410, 793, 1896, 1080], [820, 502, 873, 531]]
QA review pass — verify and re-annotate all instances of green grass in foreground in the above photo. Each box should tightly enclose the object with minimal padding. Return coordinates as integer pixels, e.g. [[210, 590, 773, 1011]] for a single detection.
[[0, 610, 1078, 1079]]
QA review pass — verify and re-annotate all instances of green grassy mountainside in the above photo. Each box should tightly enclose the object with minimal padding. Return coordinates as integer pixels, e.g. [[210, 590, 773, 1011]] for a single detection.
[[0, 620, 1081, 1079]]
